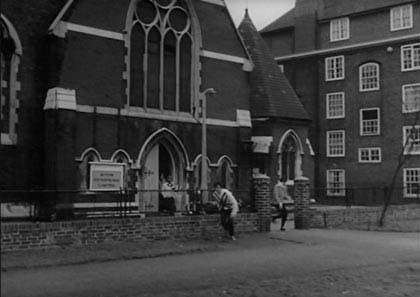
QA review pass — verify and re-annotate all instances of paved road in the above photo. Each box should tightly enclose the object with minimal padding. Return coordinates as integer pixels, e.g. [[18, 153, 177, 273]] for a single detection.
[[2, 229, 420, 297]]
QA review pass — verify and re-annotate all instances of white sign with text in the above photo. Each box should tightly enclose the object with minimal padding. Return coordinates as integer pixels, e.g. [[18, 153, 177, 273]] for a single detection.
[[89, 162, 124, 191]]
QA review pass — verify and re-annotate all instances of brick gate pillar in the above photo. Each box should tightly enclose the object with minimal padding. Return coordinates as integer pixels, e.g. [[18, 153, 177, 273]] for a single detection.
[[253, 174, 271, 232], [294, 176, 311, 229]]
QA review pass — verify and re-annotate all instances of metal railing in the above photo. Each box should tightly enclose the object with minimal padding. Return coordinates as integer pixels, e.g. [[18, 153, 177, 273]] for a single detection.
[[0, 188, 253, 221], [311, 186, 420, 207]]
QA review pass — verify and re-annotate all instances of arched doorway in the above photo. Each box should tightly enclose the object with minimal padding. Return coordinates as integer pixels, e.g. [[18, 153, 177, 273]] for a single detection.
[[136, 128, 189, 214], [278, 130, 304, 183]]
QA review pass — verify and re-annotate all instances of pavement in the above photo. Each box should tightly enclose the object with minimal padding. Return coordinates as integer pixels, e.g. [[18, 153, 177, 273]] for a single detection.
[[1, 219, 420, 297]]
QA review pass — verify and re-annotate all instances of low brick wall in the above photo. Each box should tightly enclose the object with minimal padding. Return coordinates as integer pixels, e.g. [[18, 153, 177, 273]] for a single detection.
[[310, 204, 420, 229], [1, 213, 259, 252]]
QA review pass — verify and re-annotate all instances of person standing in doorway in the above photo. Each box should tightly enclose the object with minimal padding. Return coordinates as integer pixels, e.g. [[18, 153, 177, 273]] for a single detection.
[[272, 179, 291, 231], [212, 182, 239, 240], [161, 175, 177, 215]]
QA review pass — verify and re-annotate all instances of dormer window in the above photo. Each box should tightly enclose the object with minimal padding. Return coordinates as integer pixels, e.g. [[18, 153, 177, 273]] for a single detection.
[[390, 4, 413, 31], [330, 17, 349, 42]]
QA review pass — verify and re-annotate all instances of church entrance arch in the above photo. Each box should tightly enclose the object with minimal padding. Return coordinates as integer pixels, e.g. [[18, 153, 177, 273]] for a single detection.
[[136, 128, 189, 214]]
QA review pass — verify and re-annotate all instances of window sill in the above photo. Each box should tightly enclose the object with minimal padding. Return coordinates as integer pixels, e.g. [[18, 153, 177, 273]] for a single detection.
[[401, 67, 420, 72], [325, 77, 345, 82]]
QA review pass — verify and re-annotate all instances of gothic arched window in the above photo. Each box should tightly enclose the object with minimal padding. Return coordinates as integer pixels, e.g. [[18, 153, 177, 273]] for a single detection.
[[77, 150, 100, 190], [1, 16, 21, 145], [280, 136, 297, 182], [112, 151, 132, 189], [127, 0, 197, 113], [217, 158, 236, 191]]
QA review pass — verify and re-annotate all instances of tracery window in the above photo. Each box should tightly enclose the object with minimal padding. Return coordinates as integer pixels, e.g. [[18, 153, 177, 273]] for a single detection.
[[127, 0, 195, 113], [280, 136, 296, 182], [1, 17, 21, 145]]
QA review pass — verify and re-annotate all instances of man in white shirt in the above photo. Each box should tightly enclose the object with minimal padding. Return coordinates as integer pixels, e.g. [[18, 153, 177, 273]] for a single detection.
[[160, 175, 177, 215], [272, 179, 292, 231], [212, 182, 239, 240]]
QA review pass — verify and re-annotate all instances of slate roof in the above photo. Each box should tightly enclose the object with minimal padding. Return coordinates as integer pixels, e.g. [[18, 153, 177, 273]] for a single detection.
[[260, 0, 414, 33], [238, 10, 310, 121], [260, 8, 295, 34]]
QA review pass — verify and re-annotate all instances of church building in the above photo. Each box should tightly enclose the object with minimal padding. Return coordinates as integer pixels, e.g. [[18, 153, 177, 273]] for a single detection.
[[1, 0, 313, 220]]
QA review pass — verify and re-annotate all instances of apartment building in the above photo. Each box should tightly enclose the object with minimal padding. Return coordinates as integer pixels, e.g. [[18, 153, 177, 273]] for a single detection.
[[261, 0, 420, 203]]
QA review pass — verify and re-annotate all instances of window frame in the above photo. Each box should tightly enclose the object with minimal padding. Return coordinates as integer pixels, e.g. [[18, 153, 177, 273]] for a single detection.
[[359, 63, 380, 92], [125, 0, 200, 116], [326, 130, 345, 157], [326, 169, 346, 196], [390, 4, 413, 32], [402, 83, 420, 113], [326, 92, 345, 119], [403, 125, 420, 155], [401, 43, 420, 72], [403, 168, 420, 198], [360, 108, 380, 136], [330, 17, 350, 42], [358, 147, 382, 163], [325, 55, 345, 81], [1, 16, 21, 146]]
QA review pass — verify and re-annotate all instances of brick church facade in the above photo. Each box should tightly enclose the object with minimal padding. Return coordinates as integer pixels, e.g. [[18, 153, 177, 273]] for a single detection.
[[1, 0, 255, 218], [1, 0, 314, 219]]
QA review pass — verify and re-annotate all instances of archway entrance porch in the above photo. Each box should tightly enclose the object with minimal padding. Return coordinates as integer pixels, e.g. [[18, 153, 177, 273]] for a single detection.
[[135, 129, 190, 215]]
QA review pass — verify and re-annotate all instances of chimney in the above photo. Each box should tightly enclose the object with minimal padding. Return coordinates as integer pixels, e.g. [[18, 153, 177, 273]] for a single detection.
[[293, 0, 321, 52]]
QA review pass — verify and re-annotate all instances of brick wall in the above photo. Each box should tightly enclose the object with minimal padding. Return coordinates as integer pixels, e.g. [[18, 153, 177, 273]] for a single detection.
[[318, 4, 420, 49], [1, 213, 259, 252], [0, 0, 68, 190], [318, 43, 420, 194], [310, 204, 420, 229]]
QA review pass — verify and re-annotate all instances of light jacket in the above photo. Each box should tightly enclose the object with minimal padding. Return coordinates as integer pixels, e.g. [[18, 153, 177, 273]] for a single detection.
[[212, 189, 239, 217]]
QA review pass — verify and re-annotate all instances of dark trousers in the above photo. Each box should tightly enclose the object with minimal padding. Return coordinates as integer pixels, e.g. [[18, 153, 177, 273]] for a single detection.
[[273, 204, 288, 228], [159, 196, 176, 215], [220, 208, 234, 236]]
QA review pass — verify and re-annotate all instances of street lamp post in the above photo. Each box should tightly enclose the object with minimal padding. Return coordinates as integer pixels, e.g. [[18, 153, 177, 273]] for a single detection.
[[200, 88, 216, 202]]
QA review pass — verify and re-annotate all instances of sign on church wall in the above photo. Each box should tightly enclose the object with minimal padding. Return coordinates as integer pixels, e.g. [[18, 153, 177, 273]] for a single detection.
[[89, 163, 125, 191]]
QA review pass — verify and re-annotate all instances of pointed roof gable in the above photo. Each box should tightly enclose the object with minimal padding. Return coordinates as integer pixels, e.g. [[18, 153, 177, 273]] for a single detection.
[[238, 10, 310, 121]]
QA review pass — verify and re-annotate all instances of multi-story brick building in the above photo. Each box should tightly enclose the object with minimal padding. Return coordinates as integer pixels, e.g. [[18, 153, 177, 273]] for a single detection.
[[261, 0, 420, 203]]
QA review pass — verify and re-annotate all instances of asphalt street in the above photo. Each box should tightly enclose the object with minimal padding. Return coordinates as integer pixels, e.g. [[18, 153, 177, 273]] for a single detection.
[[2, 228, 420, 297]]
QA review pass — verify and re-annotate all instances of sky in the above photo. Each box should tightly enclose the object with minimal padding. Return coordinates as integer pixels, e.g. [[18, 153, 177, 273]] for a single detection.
[[224, 0, 296, 30]]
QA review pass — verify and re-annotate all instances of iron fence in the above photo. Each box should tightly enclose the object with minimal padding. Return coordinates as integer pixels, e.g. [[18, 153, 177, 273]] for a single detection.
[[0, 188, 253, 221], [311, 186, 420, 207]]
